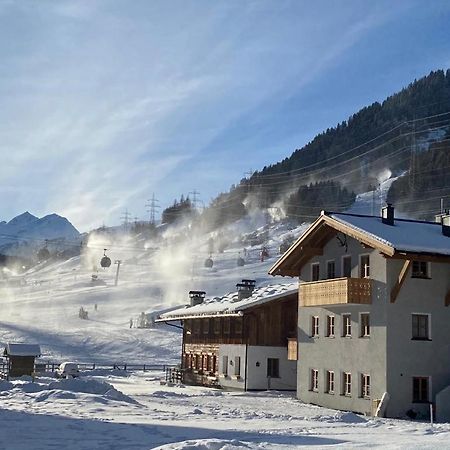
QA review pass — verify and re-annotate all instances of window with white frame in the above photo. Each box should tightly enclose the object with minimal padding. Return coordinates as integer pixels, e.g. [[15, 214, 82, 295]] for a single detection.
[[343, 372, 352, 396], [326, 370, 335, 394], [360, 254, 370, 278], [234, 356, 241, 376], [327, 260, 335, 279], [311, 263, 320, 281], [411, 261, 430, 279], [267, 358, 280, 378], [342, 255, 352, 277], [311, 316, 320, 337], [412, 314, 430, 340], [222, 355, 228, 376], [361, 374, 370, 398], [311, 369, 319, 392], [360, 313, 370, 337], [342, 314, 352, 337], [412, 376, 430, 403], [326, 315, 335, 337]]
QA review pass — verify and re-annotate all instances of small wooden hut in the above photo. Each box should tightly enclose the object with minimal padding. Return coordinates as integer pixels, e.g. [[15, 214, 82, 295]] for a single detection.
[[3, 343, 41, 378]]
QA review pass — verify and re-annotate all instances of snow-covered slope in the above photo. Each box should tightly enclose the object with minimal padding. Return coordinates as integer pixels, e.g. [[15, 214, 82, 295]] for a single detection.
[[0, 215, 307, 365]]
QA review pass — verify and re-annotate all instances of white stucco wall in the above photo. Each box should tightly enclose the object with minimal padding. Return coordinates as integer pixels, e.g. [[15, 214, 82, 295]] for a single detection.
[[218, 344, 296, 391], [218, 344, 246, 390], [296, 235, 388, 416], [246, 345, 296, 391]]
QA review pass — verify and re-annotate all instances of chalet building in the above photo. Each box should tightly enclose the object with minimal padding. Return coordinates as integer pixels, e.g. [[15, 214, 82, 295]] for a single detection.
[[269, 206, 450, 420], [157, 280, 298, 391], [3, 343, 41, 378]]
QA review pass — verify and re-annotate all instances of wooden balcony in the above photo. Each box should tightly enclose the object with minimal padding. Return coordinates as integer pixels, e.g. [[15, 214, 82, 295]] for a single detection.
[[299, 277, 372, 307]]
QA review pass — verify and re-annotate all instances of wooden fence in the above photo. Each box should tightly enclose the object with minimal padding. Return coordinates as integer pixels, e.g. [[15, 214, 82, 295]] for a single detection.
[[0, 357, 177, 378]]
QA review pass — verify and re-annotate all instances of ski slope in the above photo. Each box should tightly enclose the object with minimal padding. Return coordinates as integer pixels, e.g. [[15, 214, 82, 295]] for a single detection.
[[0, 216, 306, 365]]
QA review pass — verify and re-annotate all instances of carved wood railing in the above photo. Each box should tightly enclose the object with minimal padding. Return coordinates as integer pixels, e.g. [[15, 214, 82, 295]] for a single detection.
[[299, 277, 372, 307]]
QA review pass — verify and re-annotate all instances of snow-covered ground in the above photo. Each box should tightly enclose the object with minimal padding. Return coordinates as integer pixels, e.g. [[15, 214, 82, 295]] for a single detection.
[[1, 372, 449, 449], [1, 213, 449, 448]]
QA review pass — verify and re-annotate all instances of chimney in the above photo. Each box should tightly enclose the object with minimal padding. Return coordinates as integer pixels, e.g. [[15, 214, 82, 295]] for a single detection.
[[189, 291, 206, 307], [236, 279, 256, 301], [381, 204, 395, 226], [442, 214, 450, 237], [435, 209, 449, 223]]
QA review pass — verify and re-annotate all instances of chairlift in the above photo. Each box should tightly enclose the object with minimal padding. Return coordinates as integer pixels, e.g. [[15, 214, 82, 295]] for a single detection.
[[260, 246, 269, 262], [236, 252, 245, 267], [37, 239, 50, 261], [100, 249, 112, 268], [204, 255, 214, 268], [37, 247, 50, 261]]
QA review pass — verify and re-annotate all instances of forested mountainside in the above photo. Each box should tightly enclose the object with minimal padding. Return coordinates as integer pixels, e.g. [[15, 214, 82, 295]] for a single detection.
[[210, 69, 450, 224], [161, 70, 450, 226], [387, 137, 450, 219]]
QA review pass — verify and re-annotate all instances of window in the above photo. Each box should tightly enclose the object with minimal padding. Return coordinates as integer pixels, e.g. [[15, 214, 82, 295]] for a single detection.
[[234, 356, 241, 376], [184, 319, 192, 335], [343, 372, 352, 396], [311, 263, 320, 281], [360, 313, 370, 337], [193, 319, 201, 335], [327, 260, 335, 279], [412, 314, 430, 340], [214, 318, 221, 335], [360, 254, 370, 278], [224, 317, 231, 335], [206, 355, 213, 372], [342, 256, 352, 277], [361, 374, 370, 398], [343, 314, 352, 337], [412, 261, 430, 279], [203, 319, 210, 334], [326, 371, 335, 394], [234, 317, 243, 335], [311, 369, 319, 392], [267, 358, 280, 378], [311, 316, 319, 337], [413, 377, 429, 403], [222, 356, 228, 376], [326, 315, 335, 337]]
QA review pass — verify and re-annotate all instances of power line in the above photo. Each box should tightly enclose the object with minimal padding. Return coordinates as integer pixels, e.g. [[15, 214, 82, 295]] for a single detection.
[[120, 209, 131, 232], [189, 189, 201, 210], [145, 193, 160, 225]]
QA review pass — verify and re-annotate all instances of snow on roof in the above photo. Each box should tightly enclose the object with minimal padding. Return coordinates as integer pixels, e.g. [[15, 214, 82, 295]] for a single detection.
[[329, 213, 450, 256], [4, 343, 41, 357], [157, 282, 298, 321]]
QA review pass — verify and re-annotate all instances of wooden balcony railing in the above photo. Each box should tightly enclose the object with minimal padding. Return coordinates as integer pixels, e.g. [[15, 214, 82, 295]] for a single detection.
[[299, 277, 372, 307]]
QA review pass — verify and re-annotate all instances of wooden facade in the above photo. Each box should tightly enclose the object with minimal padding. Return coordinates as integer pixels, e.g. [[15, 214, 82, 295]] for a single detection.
[[180, 292, 298, 387]]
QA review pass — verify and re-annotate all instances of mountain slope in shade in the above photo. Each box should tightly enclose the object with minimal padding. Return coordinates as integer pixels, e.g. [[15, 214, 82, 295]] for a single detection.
[[0, 212, 81, 257]]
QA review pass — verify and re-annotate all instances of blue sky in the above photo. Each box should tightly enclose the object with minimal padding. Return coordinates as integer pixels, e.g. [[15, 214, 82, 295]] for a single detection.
[[0, 0, 449, 231]]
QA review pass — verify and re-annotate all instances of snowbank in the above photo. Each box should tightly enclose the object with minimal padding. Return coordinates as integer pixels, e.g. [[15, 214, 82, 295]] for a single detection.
[[153, 439, 252, 450]]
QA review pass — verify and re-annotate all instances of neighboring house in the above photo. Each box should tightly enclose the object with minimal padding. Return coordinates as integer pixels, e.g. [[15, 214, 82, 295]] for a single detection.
[[269, 206, 450, 420], [3, 343, 41, 378], [157, 280, 298, 391]]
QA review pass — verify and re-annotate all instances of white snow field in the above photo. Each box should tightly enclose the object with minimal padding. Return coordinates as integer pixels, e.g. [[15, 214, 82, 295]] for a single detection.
[[0, 214, 449, 449]]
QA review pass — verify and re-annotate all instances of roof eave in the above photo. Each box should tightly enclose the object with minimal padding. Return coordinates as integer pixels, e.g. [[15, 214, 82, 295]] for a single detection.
[[269, 212, 397, 276], [156, 311, 244, 322]]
